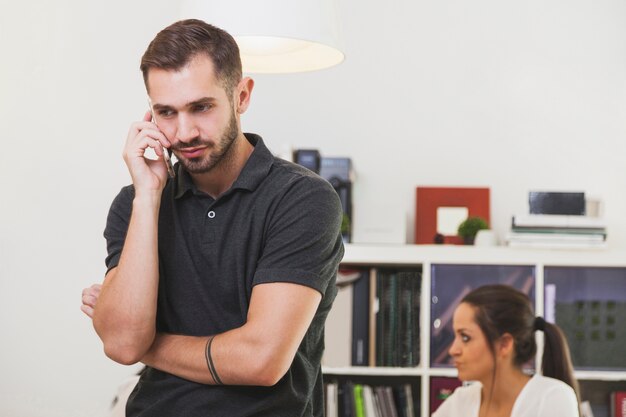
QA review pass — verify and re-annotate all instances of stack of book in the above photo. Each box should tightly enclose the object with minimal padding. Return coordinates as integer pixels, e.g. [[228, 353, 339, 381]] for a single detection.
[[325, 381, 417, 417], [375, 269, 421, 367], [506, 214, 607, 249]]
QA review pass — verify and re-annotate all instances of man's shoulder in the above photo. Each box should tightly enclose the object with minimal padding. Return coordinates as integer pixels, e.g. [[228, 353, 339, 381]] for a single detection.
[[269, 157, 335, 192]]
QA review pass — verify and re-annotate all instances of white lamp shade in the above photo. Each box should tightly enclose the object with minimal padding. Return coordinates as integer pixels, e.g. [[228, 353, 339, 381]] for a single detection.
[[180, 0, 345, 73]]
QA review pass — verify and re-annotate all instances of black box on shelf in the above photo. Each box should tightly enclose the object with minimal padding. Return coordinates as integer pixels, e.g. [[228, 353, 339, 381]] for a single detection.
[[529, 191, 586, 215], [293, 149, 353, 242]]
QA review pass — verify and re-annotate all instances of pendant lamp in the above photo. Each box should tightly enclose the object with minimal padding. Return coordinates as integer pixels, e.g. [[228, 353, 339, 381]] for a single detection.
[[180, 0, 345, 74]]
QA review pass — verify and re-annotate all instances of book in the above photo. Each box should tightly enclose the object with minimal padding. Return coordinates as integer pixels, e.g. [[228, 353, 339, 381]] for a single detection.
[[323, 282, 352, 367], [392, 385, 413, 417], [352, 270, 370, 366], [326, 383, 339, 417], [611, 391, 626, 417], [354, 384, 365, 417], [375, 268, 421, 367], [404, 384, 415, 417], [339, 382, 355, 417], [362, 385, 379, 417], [507, 240, 608, 249], [506, 230, 608, 249], [374, 386, 390, 417], [512, 214, 606, 229], [383, 386, 399, 417], [506, 232, 606, 243]]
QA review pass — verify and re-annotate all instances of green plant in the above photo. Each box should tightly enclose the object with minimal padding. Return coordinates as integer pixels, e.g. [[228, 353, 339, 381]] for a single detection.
[[341, 213, 351, 235], [457, 216, 489, 239]]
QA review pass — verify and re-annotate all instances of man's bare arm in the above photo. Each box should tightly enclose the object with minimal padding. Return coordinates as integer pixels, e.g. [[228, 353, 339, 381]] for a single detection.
[[141, 282, 322, 386], [92, 113, 170, 365]]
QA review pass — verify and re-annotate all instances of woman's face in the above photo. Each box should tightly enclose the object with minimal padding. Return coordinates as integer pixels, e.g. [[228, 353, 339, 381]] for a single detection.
[[448, 302, 494, 382]]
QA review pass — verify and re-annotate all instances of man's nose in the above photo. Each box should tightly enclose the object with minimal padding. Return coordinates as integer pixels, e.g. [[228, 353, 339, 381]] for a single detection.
[[176, 114, 200, 143]]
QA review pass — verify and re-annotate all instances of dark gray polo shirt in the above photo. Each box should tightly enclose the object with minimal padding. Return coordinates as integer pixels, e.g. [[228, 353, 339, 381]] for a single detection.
[[103, 134, 344, 417]]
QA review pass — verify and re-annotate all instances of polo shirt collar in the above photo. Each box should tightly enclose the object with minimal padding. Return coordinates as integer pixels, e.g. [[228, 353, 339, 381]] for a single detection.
[[174, 133, 274, 199]]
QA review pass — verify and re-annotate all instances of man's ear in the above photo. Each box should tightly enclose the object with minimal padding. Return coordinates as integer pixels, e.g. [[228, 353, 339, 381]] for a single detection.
[[235, 77, 254, 114]]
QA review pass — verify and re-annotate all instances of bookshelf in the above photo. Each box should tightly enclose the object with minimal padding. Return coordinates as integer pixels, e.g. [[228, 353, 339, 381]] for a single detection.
[[322, 243, 626, 417]]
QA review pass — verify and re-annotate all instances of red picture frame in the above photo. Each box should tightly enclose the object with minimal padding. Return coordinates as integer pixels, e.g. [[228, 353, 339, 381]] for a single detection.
[[415, 187, 490, 244]]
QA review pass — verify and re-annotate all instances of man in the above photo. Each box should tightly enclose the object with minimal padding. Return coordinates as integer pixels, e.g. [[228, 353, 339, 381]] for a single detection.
[[83, 19, 344, 416]]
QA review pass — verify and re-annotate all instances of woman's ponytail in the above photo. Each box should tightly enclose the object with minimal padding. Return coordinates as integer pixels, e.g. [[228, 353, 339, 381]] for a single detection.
[[540, 320, 580, 401]]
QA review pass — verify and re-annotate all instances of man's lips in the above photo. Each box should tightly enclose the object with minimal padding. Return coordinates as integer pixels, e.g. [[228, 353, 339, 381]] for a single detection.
[[178, 146, 207, 158]]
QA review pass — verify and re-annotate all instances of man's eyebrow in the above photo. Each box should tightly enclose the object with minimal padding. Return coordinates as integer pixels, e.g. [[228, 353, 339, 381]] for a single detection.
[[152, 97, 217, 111], [186, 97, 218, 109]]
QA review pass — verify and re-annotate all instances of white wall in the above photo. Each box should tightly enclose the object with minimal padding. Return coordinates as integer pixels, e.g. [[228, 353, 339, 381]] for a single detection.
[[1, 1, 625, 416]]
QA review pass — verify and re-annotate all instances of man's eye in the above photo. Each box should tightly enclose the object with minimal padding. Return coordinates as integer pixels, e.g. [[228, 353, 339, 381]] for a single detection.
[[158, 109, 175, 118], [194, 104, 212, 112]]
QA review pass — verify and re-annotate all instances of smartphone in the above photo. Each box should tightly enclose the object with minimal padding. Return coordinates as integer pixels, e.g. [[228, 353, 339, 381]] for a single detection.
[[148, 103, 176, 178], [162, 145, 176, 178]]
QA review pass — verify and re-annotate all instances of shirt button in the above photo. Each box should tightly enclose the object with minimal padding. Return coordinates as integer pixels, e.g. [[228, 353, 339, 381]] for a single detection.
[[207, 211, 216, 219]]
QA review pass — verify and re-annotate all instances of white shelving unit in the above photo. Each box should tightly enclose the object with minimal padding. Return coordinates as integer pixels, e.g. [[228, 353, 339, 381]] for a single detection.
[[323, 243, 626, 417]]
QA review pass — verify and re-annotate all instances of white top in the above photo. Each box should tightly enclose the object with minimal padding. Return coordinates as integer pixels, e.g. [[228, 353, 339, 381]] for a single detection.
[[432, 374, 579, 417]]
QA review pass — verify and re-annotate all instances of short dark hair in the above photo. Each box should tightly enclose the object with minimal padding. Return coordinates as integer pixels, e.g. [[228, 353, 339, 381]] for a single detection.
[[462, 284, 580, 400], [140, 19, 242, 97]]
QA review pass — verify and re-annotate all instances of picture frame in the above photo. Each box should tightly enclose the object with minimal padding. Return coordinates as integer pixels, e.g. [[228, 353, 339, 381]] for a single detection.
[[415, 187, 490, 244]]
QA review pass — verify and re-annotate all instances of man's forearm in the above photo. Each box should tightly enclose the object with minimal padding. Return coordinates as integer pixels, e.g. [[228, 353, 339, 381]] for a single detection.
[[93, 193, 161, 364], [141, 328, 291, 387], [141, 283, 322, 386]]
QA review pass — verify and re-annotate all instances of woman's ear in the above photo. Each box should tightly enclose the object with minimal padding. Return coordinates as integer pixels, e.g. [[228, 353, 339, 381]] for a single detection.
[[496, 333, 515, 358]]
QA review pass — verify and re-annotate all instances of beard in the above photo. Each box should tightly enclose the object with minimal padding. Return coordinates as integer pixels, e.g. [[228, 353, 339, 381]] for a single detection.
[[173, 109, 239, 174]]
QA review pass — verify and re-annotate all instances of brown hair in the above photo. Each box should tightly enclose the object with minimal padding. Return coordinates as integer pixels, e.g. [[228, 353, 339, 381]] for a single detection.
[[140, 19, 242, 97], [462, 284, 580, 398]]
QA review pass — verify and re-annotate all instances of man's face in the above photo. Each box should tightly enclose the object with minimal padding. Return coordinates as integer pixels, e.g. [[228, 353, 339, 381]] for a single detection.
[[147, 55, 240, 174]]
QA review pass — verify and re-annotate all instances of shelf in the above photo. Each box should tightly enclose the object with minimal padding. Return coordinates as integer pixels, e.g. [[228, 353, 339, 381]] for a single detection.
[[323, 366, 424, 377], [342, 243, 626, 267], [324, 243, 626, 417], [323, 366, 626, 381], [574, 370, 626, 381]]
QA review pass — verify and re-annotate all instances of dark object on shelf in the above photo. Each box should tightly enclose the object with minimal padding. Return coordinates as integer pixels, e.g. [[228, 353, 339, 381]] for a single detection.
[[529, 191, 585, 215], [293, 149, 353, 242], [293, 149, 321, 174], [319, 157, 353, 243], [352, 270, 370, 366]]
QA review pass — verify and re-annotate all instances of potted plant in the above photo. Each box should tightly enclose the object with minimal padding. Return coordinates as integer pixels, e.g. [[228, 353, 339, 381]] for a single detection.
[[457, 216, 489, 245]]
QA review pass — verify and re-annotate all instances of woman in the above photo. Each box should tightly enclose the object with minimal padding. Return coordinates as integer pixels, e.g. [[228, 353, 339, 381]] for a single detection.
[[433, 284, 580, 417]]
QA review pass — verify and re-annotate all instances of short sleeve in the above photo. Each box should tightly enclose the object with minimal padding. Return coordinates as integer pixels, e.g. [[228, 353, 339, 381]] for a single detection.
[[253, 175, 344, 296], [103, 186, 135, 273]]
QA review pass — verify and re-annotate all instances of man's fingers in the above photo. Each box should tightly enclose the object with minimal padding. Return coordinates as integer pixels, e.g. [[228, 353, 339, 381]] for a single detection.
[[81, 304, 94, 319]]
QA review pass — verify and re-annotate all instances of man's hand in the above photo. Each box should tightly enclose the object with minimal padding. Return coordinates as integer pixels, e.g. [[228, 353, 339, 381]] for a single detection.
[[81, 283, 102, 319], [124, 111, 171, 194]]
